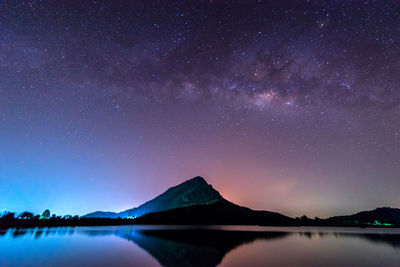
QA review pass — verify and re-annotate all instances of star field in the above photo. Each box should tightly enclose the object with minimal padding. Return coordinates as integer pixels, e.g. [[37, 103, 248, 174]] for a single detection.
[[0, 0, 399, 217]]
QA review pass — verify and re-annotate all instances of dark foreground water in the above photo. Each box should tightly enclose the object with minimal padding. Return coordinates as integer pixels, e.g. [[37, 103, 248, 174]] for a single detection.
[[0, 225, 399, 267]]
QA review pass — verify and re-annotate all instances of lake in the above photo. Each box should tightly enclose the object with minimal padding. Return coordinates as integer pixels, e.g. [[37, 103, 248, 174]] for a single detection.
[[0, 225, 399, 266]]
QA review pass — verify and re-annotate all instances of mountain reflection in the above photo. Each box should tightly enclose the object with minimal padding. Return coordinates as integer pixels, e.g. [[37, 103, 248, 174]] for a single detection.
[[120, 229, 290, 267], [1, 227, 400, 267], [75, 228, 290, 266]]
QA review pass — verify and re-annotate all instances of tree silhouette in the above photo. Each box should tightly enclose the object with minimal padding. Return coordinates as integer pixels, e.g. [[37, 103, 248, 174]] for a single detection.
[[41, 209, 51, 219], [1, 212, 15, 220], [19, 211, 34, 219]]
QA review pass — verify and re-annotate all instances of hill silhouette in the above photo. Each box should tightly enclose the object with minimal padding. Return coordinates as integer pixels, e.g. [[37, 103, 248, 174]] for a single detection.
[[326, 207, 400, 226]]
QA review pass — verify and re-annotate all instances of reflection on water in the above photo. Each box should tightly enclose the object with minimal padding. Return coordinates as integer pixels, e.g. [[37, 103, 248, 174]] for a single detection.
[[118, 229, 289, 267], [297, 230, 400, 247], [0, 226, 400, 266]]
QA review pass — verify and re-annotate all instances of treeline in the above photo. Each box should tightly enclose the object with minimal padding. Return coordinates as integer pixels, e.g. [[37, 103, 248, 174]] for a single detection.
[[293, 215, 397, 227], [1, 211, 397, 228], [0, 210, 135, 229]]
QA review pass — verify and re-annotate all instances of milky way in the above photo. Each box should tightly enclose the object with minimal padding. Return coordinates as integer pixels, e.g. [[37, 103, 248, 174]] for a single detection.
[[1, 0, 400, 217]]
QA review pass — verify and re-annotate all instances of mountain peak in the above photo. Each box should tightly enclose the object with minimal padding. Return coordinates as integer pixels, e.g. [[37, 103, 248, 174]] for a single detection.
[[182, 176, 208, 185], [125, 176, 222, 217]]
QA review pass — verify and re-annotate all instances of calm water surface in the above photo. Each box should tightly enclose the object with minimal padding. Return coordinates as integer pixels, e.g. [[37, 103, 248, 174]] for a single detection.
[[0, 225, 399, 267]]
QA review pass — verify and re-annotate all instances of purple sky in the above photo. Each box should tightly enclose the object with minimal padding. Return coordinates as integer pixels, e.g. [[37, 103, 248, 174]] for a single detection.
[[1, 0, 400, 218]]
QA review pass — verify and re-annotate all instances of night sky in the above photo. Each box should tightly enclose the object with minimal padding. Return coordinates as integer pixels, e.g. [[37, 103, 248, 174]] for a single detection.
[[1, 0, 400, 217]]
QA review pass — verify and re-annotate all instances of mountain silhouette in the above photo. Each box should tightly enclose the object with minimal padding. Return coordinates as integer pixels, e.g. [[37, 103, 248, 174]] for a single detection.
[[85, 176, 223, 218], [84, 176, 294, 225]]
